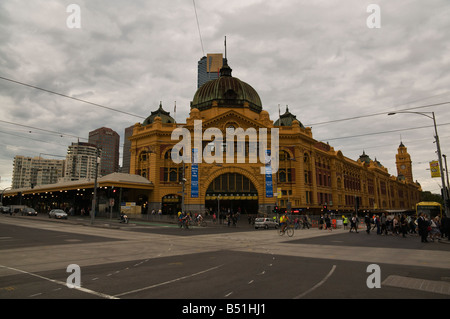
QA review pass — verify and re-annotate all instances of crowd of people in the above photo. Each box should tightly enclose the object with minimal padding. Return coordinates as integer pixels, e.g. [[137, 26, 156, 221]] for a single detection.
[[175, 208, 450, 244], [307, 212, 450, 243], [352, 212, 450, 243]]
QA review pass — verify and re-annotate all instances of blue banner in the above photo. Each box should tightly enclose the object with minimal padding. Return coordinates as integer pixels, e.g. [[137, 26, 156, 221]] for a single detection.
[[191, 148, 199, 198], [265, 150, 273, 198]]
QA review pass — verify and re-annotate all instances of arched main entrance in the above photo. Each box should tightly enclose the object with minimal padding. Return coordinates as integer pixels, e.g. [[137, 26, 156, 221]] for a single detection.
[[205, 173, 258, 215]]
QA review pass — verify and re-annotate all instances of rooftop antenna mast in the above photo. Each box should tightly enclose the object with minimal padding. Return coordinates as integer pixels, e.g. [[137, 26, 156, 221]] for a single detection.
[[224, 36, 227, 60]]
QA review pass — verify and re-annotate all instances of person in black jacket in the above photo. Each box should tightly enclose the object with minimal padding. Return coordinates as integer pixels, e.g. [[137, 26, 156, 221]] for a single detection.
[[441, 215, 449, 240], [365, 213, 371, 234], [417, 213, 430, 243], [400, 214, 408, 238]]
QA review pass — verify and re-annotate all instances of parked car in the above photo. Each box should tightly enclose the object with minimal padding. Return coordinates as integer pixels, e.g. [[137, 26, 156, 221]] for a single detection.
[[254, 217, 278, 229], [49, 209, 68, 219], [21, 207, 37, 216]]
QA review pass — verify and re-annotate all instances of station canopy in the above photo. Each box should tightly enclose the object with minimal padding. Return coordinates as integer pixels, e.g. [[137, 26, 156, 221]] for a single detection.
[[3, 172, 154, 197]]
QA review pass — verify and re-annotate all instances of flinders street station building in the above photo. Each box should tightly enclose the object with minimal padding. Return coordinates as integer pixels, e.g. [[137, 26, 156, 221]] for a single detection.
[[129, 60, 422, 216], [2, 58, 422, 217]]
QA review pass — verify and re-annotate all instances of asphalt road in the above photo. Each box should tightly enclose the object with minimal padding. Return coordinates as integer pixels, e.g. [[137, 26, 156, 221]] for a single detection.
[[1, 214, 449, 313]]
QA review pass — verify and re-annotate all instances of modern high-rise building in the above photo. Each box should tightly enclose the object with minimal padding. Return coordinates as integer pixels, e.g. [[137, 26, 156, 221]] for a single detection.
[[197, 53, 225, 88], [12, 155, 65, 189], [64, 142, 101, 181], [121, 125, 134, 174], [88, 127, 120, 176]]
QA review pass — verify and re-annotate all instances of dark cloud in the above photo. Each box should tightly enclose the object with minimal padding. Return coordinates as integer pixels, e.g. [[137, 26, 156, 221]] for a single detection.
[[1, 0, 449, 193]]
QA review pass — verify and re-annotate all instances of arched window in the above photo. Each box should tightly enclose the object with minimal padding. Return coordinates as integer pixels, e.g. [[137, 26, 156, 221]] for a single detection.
[[304, 152, 311, 185], [278, 150, 293, 183], [162, 148, 183, 183], [206, 173, 256, 194], [137, 150, 150, 179]]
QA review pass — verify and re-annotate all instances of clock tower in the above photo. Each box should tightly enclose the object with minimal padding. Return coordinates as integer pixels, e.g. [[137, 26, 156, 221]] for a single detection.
[[396, 142, 413, 183]]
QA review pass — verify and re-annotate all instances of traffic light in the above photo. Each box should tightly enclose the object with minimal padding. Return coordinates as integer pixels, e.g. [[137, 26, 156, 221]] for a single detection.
[[323, 204, 327, 212], [273, 206, 278, 213]]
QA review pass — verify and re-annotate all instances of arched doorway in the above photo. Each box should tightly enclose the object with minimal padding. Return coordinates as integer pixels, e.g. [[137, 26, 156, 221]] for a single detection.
[[205, 173, 258, 216]]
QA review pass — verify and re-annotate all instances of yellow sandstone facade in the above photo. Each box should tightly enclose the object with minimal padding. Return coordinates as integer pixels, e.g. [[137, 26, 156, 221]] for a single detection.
[[129, 61, 421, 215]]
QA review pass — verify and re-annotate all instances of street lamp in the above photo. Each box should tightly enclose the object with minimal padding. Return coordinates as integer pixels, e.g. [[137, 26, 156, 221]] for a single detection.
[[388, 111, 449, 217], [1, 187, 12, 206]]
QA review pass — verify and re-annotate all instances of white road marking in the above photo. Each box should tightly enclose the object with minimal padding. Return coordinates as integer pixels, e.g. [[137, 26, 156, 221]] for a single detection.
[[114, 264, 224, 297], [0, 264, 118, 299], [294, 265, 337, 299]]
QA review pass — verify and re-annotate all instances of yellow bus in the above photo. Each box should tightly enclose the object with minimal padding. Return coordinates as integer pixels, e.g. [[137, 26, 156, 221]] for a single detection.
[[415, 201, 442, 218]]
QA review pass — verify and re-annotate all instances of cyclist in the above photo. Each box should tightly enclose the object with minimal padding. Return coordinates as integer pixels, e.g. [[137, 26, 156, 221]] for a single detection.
[[197, 213, 204, 226], [280, 212, 290, 233]]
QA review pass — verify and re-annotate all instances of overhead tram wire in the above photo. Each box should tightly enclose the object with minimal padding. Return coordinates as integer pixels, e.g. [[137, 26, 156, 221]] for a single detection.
[[319, 122, 450, 142], [305, 101, 450, 126], [0, 119, 87, 141], [0, 129, 69, 147], [192, 0, 205, 56], [0, 76, 146, 120]]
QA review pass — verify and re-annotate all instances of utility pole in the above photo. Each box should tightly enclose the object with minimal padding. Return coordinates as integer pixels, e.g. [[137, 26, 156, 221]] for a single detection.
[[91, 147, 100, 225], [388, 111, 449, 217]]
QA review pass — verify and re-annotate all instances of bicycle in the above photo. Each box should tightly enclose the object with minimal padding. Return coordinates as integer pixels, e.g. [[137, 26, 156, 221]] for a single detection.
[[197, 219, 207, 227], [278, 222, 294, 237], [179, 217, 191, 229]]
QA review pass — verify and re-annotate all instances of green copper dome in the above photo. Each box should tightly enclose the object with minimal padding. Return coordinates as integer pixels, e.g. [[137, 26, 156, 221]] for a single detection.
[[143, 102, 175, 125], [274, 106, 305, 128], [191, 60, 262, 112]]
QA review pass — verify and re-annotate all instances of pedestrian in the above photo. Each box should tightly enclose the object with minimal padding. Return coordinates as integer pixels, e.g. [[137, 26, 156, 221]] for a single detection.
[[303, 214, 310, 229], [343, 215, 348, 230], [375, 215, 381, 235], [440, 215, 448, 240], [417, 213, 429, 243], [371, 215, 377, 231], [350, 214, 359, 233], [325, 214, 332, 231], [393, 216, 400, 235], [400, 214, 408, 238], [365, 213, 371, 234], [381, 213, 387, 235], [408, 215, 417, 234], [430, 216, 441, 242], [319, 214, 324, 230]]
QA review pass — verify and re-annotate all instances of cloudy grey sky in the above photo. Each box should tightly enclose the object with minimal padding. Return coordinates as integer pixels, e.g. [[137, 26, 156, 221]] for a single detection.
[[1, 0, 449, 194]]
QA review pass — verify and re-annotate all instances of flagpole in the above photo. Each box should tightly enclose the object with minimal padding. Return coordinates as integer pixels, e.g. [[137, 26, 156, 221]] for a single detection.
[[174, 101, 177, 123], [278, 104, 281, 126]]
